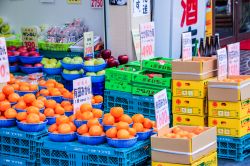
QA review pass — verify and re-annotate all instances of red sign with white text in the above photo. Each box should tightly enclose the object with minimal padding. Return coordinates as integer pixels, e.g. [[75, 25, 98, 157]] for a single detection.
[[91, 0, 103, 8]]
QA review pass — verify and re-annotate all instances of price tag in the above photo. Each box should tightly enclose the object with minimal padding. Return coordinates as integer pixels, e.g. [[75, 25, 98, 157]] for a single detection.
[[139, 22, 155, 61], [91, 0, 103, 8], [227, 42, 240, 76], [21, 27, 38, 49], [84, 32, 94, 57], [0, 37, 10, 83], [133, 0, 151, 17], [67, 0, 81, 4], [132, 29, 141, 60], [182, 32, 192, 61], [154, 89, 169, 130], [73, 77, 92, 113], [217, 48, 228, 80]]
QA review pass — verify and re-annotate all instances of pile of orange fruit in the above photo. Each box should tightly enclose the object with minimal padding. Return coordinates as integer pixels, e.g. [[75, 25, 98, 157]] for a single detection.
[[8, 75, 38, 92], [44, 99, 65, 117], [14, 93, 44, 111], [0, 108, 17, 120], [74, 103, 103, 121], [103, 107, 132, 126], [92, 95, 103, 104], [16, 106, 46, 124], [48, 115, 76, 134], [106, 123, 137, 139], [162, 126, 205, 139], [77, 118, 105, 136], [132, 114, 153, 132], [0, 85, 20, 104]]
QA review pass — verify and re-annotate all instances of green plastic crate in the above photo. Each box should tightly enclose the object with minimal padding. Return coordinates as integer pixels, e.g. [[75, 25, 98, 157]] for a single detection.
[[132, 71, 172, 88], [142, 57, 173, 73], [105, 80, 132, 93], [6, 39, 23, 47], [127, 61, 141, 66], [40, 50, 83, 59], [39, 41, 73, 51]]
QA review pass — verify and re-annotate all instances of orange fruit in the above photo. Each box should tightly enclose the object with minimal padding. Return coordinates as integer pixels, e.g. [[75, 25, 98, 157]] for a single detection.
[[128, 128, 136, 136], [48, 124, 58, 132], [59, 88, 68, 94], [40, 89, 49, 96], [80, 103, 92, 113], [117, 129, 130, 139], [58, 123, 72, 134], [69, 114, 75, 122], [119, 114, 133, 124], [143, 118, 153, 129], [93, 95, 103, 103], [64, 105, 73, 112], [103, 114, 115, 125], [68, 122, 76, 132], [4, 108, 17, 119], [0, 101, 11, 112], [32, 100, 44, 109], [87, 118, 100, 128], [81, 111, 94, 120], [172, 127, 181, 134], [75, 110, 82, 120], [2, 85, 14, 96], [45, 82, 55, 88], [61, 101, 71, 107], [110, 107, 124, 118], [15, 101, 26, 110], [63, 92, 71, 98], [55, 105, 65, 115], [89, 125, 103, 136], [39, 113, 46, 121], [19, 85, 30, 91], [106, 127, 117, 138], [23, 94, 36, 104], [45, 100, 57, 109], [132, 114, 144, 123], [56, 115, 69, 125], [44, 108, 55, 117], [116, 122, 129, 130], [37, 96, 47, 103], [0, 116, 6, 119], [50, 90, 61, 96], [91, 99, 95, 104], [133, 123, 144, 132], [26, 113, 40, 123], [56, 83, 64, 89], [0, 92, 6, 101], [8, 77, 16, 84], [30, 84, 38, 91], [26, 106, 40, 114], [92, 109, 103, 118], [12, 84, 20, 91], [16, 112, 27, 121], [39, 80, 46, 86], [77, 124, 89, 135], [8, 93, 20, 103]]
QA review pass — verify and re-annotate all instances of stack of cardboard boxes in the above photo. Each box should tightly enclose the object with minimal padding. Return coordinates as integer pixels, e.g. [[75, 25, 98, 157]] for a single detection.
[[172, 57, 217, 127]]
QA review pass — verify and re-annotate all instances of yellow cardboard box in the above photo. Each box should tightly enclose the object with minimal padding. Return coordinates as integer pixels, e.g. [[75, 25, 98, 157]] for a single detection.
[[152, 152, 217, 166], [173, 97, 207, 116], [208, 100, 249, 119], [208, 116, 249, 137], [173, 114, 208, 127], [173, 79, 210, 98]]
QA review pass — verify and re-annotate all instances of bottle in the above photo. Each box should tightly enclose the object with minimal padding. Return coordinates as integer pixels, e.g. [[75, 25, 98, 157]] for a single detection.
[[215, 34, 220, 52], [210, 36, 216, 56], [204, 36, 210, 57], [198, 38, 205, 57]]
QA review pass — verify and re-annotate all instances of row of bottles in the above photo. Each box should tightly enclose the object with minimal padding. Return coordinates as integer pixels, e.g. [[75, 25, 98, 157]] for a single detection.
[[199, 34, 220, 57]]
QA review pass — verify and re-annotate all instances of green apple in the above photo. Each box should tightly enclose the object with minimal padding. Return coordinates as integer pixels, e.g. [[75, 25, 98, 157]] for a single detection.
[[41, 58, 49, 65], [94, 58, 105, 65], [45, 64, 55, 68], [49, 58, 58, 64], [70, 70, 80, 74], [73, 56, 83, 63], [79, 69, 84, 74], [63, 57, 72, 64], [55, 61, 61, 68], [0, 17, 3, 25], [1, 24, 10, 34], [84, 60, 94, 66], [86, 72, 96, 76], [63, 69, 71, 74], [96, 70, 105, 76]]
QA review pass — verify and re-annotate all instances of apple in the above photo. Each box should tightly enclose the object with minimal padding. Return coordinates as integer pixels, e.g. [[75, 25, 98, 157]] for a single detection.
[[44, 64, 55, 68], [73, 57, 83, 64], [79, 69, 84, 74], [19, 46, 27, 50], [107, 59, 119, 67], [29, 51, 39, 56], [34, 63, 43, 67], [101, 49, 111, 59], [23, 64, 32, 67], [70, 70, 80, 74], [63, 69, 71, 74], [49, 59, 58, 64], [62, 57, 72, 64], [8, 51, 14, 56], [118, 55, 129, 65], [13, 51, 20, 56], [55, 61, 61, 68], [84, 60, 94, 66], [94, 58, 105, 65], [86, 72, 96, 76], [41, 58, 49, 65], [146, 73, 155, 78], [27, 47, 36, 52], [18, 49, 27, 54], [20, 52, 29, 57], [7, 46, 16, 51], [96, 70, 105, 76]]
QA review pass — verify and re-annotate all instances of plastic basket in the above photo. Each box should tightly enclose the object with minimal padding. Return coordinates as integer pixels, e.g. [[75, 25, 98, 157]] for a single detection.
[[46, 117, 56, 125], [42, 68, 63, 75], [142, 57, 173, 73], [9, 65, 19, 73], [45, 96, 62, 103], [16, 120, 48, 132], [62, 97, 73, 104], [48, 132, 76, 142], [0, 127, 47, 160], [40, 50, 83, 59], [6, 39, 23, 47], [61, 60, 83, 70], [0, 119, 16, 128], [38, 136, 150, 166], [39, 41, 73, 51], [77, 133, 106, 145], [106, 136, 138, 148], [20, 66, 42, 74], [19, 56, 43, 64], [0, 154, 36, 166], [61, 73, 83, 81], [83, 63, 107, 72], [15, 90, 38, 96], [105, 80, 132, 93], [8, 55, 19, 63], [92, 103, 103, 109], [44, 74, 63, 83], [137, 129, 153, 141], [65, 111, 73, 117]]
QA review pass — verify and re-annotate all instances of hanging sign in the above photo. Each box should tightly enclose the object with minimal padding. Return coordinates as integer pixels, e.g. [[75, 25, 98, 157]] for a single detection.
[[154, 89, 170, 130], [84, 31, 94, 57], [91, 0, 103, 8], [227, 42, 240, 76], [217, 48, 228, 80], [73, 77, 92, 113], [67, 0, 81, 4], [182, 32, 192, 61], [132, 29, 141, 60], [133, 0, 151, 17], [21, 27, 38, 49], [0, 37, 10, 83]]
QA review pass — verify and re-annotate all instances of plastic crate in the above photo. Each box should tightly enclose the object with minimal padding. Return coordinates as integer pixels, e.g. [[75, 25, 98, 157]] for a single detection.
[[38, 42, 74, 52], [38, 137, 150, 166], [40, 50, 82, 59], [105, 80, 132, 93], [6, 39, 23, 47], [217, 134, 250, 161], [44, 74, 63, 83], [0, 154, 36, 166], [0, 127, 48, 161], [142, 57, 173, 73]]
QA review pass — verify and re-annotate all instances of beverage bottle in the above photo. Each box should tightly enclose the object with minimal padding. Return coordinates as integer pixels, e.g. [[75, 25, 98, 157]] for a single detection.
[[210, 36, 216, 56], [204, 36, 211, 57], [198, 38, 205, 57]]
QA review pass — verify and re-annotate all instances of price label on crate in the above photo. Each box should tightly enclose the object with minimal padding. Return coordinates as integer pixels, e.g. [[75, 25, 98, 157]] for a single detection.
[[84, 31, 94, 57], [182, 32, 192, 61], [139, 22, 155, 61], [73, 77, 92, 113], [227, 42, 240, 76], [91, 0, 103, 8], [217, 48, 228, 80], [154, 89, 169, 130], [0, 37, 10, 83], [21, 27, 38, 49]]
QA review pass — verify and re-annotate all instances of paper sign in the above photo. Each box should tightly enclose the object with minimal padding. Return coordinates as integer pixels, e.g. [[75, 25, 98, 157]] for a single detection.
[[67, 0, 81, 4], [154, 89, 169, 130], [84, 31, 94, 57], [217, 48, 228, 80], [139, 22, 155, 61], [133, 0, 151, 17], [182, 32, 192, 61], [0, 37, 10, 83], [21, 27, 38, 49], [132, 29, 141, 60], [227, 42, 240, 76], [91, 0, 103, 8], [73, 77, 92, 113]]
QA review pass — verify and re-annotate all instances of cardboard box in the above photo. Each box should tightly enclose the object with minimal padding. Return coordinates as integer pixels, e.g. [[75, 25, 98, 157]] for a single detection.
[[152, 152, 217, 166], [172, 79, 210, 99], [172, 97, 207, 116], [172, 57, 217, 81], [208, 100, 249, 119], [151, 126, 217, 164], [173, 114, 208, 127], [208, 116, 249, 137], [208, 76, 250, 102]]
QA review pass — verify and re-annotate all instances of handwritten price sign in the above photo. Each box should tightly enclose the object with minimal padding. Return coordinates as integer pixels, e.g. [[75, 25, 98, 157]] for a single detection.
[[0, 37, 10, 83], [227, 43, 240, 76], [139, 22, 155, 61], [91, 0, 103, 8], [217, 48, 228, 80], [182, 32, 192, 61], [132, 29, 141, 60], [21, 27, 38, 49], [154, 89, 169, 130], [84, 31, 94, 57]]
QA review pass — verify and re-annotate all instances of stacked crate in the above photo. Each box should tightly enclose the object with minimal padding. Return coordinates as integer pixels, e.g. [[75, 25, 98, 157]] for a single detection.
[[207, 76, 250, 161], [172, 57, 217, 127]]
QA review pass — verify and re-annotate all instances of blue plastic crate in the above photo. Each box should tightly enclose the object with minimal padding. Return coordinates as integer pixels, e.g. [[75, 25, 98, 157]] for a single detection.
[[0, 154, 36, 166], [0, 127, 48, 161], [38, 137, 150, 166], [44, 74, 63, 83], [217, 134, 250, 161]]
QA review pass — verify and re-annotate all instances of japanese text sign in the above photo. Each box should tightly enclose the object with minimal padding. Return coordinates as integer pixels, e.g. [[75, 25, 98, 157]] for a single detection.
[[0, 37, 10, 83], [227, 42, 240, 76], [154, 89, 169, 130], [91, 0, 103, 8], [217, 48, 228, 80], [84, 31, 94, 57], [73, 77, 92, 113], [21, 27, 38, 49], [132, 29, 141, 60], [133, 0, 151, 17], [182, 32, 192, 61], [139, 22, 155, 61]]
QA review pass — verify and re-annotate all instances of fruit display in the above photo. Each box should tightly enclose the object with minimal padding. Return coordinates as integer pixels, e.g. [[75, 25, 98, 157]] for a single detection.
[[92, 95, 103, 109], [62, 57, 83, 65], [41, 58, 61, 68]]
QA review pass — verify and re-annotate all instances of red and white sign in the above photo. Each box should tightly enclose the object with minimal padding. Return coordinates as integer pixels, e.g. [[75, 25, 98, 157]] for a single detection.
[[217, 48, 228, 80], [21, 27, 38, 49], [73, 77, 92, 113], [182, 32, 192, 61], [139, 22, 155, 61], [91, 0, 103, 8], [227, 42, 240, 76], [154, 89, 169, 130], [0, 37, 10, 83], [84, 31, 94, 57]]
